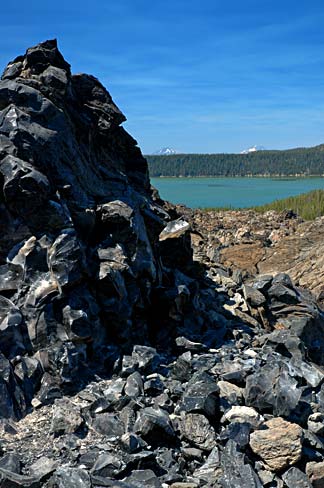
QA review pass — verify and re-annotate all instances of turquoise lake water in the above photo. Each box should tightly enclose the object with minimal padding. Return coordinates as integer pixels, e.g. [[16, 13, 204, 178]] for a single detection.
[[151, 177, 324, 208]]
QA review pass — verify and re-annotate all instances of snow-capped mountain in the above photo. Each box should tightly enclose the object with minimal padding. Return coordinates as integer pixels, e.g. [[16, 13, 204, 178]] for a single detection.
[[153, 147, 180, 155], [240, 145, 266, 154]]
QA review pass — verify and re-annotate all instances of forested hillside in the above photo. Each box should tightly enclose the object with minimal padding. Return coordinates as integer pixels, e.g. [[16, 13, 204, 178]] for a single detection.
[[252, 189, 324, 220], [147, 145, 324, 176]]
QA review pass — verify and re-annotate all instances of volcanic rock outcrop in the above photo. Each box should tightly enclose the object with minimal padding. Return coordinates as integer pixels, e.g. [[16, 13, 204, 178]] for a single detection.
[[0, 39, 200, 418], [2, 40, 324, 487]]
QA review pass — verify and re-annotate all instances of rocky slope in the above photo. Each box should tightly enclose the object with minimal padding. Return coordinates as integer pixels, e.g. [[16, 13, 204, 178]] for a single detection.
[[184, 207, 324, 300], [1, 40, 324, 487]]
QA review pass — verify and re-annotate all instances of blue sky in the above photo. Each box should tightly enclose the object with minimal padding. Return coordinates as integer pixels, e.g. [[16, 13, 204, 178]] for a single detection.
[[1, 0, 324, 154]]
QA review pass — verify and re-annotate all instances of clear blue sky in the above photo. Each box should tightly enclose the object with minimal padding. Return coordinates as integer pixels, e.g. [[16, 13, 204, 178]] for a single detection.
[[1, 0, 324, 154]]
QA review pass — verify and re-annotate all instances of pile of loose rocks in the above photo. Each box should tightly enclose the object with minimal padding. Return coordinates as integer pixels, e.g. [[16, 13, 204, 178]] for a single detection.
[[1, 40, 324, 487], [1, 270, 324, 487]]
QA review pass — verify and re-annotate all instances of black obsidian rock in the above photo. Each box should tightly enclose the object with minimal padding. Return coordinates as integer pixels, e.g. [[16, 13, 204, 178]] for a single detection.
[[0, 39, 198, 416]]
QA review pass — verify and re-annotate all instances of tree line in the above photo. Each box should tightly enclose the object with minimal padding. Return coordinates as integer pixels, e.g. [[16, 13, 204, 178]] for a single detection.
[[252, 189, 324, 220], [146, 145, 324, 177]]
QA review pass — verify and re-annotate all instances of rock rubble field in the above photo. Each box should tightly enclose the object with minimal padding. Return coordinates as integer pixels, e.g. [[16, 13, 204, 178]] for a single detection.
[[0, 40, 324, 487], [185, 207, 324, 300]]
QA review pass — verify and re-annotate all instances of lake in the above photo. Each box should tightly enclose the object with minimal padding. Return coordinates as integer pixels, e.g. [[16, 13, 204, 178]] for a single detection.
[[150, 177, 324, 208]]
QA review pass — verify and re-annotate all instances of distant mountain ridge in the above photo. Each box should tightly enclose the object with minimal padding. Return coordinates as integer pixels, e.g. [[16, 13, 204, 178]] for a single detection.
[[241, 145, 266, 154], [152, 147, 180, 155], [147, 144, 324, 177], [152, 145, 268, 155]]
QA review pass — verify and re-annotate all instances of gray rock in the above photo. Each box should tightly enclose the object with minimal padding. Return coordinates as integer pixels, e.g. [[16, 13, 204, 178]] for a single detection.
[[282, 467, 311, 488], [180, 413, 216, 451], [50, 398, 83, 435], [159, 220, 190, 241], [0, 263, 23, 292], [29, 457, 58, 479], [104, 378, 126, 402], [242, 285, 266, 307], [252, 275, 273, 292], [132, 346, 161, 374], [279, 314, 324, 365], [245, 357, 301, 416], [49, 467, 91, 488], [169, 484, 198, 488], [220, 422, 251, 448], [172, 352, 192, 382], [0, 456, 56, 487], [175, 336, 206, 352], [91, 412, 125, 438], [0, 353, 26, 419], [257, 469, 275, 485], [0, 453, 21, 473], [123, 469, 162, 487], [290, 359, 324, 388], [180, 372, 219, 417], [134, 407, 176, 445], [91, 453, 126, 478], [0, 296, 27, 358], [220, 440, 263, 487], [0, 470, 41, 487], [124, 372, 144, 398], [119, 432, 144, 453], [308, 413, 324, 436], [48, 229, 84, 289], [214, 357, 255, 383], [144, 376, 165, 395], [154, 393, 173, 413], [259, 329, 305, 361], [14, 356, 43, 405], [192, 447, 221, 485], [218, 381, 244, 408], [272, 273, 294, 288], [36, 373, 62, 406], [268, 282, 299, 305]]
